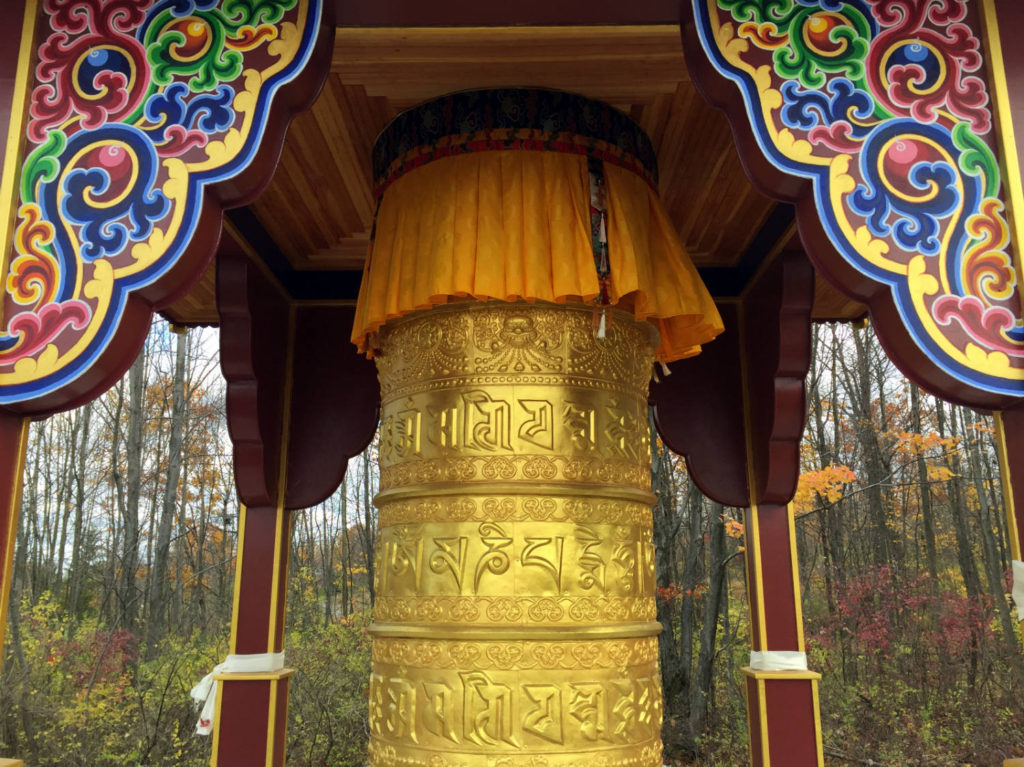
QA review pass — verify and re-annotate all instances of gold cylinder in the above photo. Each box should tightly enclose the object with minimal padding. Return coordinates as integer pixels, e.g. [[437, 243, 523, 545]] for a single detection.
[[368, 301, 662, 767]]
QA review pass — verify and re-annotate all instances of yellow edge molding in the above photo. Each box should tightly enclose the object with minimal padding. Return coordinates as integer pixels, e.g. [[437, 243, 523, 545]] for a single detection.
[[210, 679, 224, 767], [228, 504, 248, 653], [266, 303, 296, 654], [737, 301, 770, 651], [212, 669, 297, 682], [787, 502, 807, 652], [741, 666, 823, 681], [757, 679, 770, 767], [265, 678, 278, 767], [0, 419, 30, 661]]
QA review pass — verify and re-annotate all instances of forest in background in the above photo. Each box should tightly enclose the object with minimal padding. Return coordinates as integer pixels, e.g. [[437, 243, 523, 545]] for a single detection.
[[0, 319, 1022, 766]]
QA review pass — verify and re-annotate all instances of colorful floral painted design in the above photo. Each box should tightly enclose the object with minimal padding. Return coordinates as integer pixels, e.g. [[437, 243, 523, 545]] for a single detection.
[[0, 0, 321, 404], [695, 0, 1024, 397]]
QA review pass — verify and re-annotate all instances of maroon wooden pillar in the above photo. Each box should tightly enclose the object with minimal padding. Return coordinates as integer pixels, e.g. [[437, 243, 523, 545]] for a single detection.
[[0, 2, 34, 720], [994, 409, 1024, 644], [0, 415, 29, 664], [651, 250, 822, 767], [212, 240, 379, 767]]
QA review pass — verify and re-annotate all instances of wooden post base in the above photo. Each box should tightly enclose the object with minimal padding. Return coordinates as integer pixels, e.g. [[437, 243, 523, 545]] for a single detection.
[[742, 668, 823, 767], [212, 670, 295, 767], [1003, 759, 1024, 766], [0, 758, 25, 766]]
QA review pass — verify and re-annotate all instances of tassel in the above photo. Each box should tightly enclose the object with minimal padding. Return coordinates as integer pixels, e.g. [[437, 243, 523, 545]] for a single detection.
[[597, 309, 607, 339], [659, 360, 671, 377]]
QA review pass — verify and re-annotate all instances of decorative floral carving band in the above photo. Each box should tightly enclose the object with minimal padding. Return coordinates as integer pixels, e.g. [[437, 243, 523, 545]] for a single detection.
[[0, 0, 322, 405], [694, 0, 1024, 397]]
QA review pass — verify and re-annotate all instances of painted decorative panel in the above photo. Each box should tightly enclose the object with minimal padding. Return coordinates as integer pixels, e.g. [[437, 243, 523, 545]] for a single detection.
[[694, 0, 1024, 397], [0, 0, 322, 404]]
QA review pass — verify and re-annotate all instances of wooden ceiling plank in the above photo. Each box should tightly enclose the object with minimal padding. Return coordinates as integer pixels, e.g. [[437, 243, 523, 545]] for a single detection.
[[332, 26, 686, 102], [309, 77, 375, 230], [164, 25, 870, 326]]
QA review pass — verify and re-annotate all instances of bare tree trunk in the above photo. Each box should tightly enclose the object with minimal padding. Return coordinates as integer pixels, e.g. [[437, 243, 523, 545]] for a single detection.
[[649, 412, 684, 714], [962, 409, 1019, 661], [688, 501, 727, 742], [340, 473, 350, 616], [8, 501, 39, 761], [115, 350, 146, 634], [847, 327, 893, 568], [910, 384, 939, 586], [67, 403, 92, 630], [937, 401, 983, 686], [146, 328, 188, 654]]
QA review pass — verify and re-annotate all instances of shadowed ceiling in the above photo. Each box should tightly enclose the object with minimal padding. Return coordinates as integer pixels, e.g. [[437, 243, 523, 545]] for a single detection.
[[163, 26, 866, 326]]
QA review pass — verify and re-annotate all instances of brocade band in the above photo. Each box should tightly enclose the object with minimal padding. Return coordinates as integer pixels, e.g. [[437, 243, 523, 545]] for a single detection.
[[369, 303, 663, 767]]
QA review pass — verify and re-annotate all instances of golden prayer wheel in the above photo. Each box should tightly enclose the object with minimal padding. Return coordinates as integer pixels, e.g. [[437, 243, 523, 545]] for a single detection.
[[370, 302, 662, 766], [356, 89, 723, 767]]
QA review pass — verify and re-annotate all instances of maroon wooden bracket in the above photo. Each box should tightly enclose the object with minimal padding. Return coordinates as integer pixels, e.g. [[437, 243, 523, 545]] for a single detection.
[[217, 244, 379, 510], [651, 250, 814, 506], [286, 305, 381, 509]]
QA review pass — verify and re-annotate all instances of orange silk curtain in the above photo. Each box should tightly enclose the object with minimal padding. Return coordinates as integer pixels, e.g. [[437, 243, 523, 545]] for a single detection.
[[352, 150, 723, 362]]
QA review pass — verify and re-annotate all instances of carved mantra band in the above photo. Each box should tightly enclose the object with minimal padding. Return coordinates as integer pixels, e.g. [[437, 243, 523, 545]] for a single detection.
[[368, 303, 663, 767]]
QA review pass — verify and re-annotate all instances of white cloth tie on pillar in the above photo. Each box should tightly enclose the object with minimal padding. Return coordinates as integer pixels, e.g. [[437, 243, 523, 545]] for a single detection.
[[749, 650, 808, 671], [1012, 560, 1024, 621], [190, 652, 285, 735]]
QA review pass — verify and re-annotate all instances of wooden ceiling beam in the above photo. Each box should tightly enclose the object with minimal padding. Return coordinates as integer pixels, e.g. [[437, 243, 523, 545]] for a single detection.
[[334, 0, 680, 28], [332, 26, 687, 104]]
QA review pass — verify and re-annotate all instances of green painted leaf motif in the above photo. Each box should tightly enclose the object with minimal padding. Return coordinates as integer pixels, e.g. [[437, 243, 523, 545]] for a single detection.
[[20, 131, 66, 204], [145, 10, 243, 92], [953, 121, 999, 199], [774, 6, 872, 89], [220, 0, 299, 28], [717, 0, 795, 25]]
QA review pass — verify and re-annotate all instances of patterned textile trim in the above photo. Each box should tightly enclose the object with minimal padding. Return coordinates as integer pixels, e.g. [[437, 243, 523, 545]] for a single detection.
[[372, 89, 659, 198]]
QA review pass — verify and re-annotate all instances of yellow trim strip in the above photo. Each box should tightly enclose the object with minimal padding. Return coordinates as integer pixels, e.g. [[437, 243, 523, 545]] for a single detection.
[[979, 0, 1024, 305], [0, 0, 39, 329], [0, 418, 30, 662], [212, 669, 296, 682], [812, 678, 825, 767], [228, 504, 248, 653], [744, 676, 756, 767], [210, 679, 224, 767], [746, 503, 769, 651], [266, 303, 296, 654], [737, 301, 769, 651], [994, 412, 1022, 562], [265, 678, 278, 767], [787, 502, 806, 651], [758, 679, 771, 767]]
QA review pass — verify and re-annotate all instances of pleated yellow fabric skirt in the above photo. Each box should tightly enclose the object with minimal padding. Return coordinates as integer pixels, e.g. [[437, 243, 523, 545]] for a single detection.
[[352, 150, 723, 362]]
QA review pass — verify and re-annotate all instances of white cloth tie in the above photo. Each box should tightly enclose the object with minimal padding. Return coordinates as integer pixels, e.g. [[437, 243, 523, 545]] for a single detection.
[[190, 652, 285, 735], [749, 650, 808, 671], [1012, 560, 1024, 621]]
